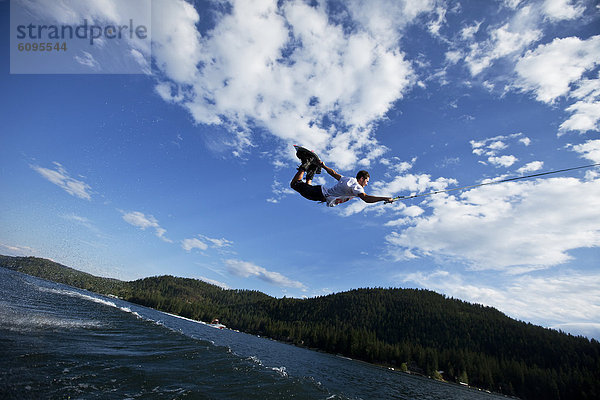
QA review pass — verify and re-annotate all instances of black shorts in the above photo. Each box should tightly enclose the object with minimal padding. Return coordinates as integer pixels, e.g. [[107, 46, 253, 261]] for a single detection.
[[291, 181, 326, 202]]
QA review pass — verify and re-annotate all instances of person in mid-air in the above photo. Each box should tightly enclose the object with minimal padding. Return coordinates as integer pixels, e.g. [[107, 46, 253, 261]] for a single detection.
[[290, 146, 394, 207]]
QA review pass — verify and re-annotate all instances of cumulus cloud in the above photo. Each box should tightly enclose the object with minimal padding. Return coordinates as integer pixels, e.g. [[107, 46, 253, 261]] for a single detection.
[[455, 1, 588, 78], [512, 34, 600, 137], [488, 155, 518, 167], [224, 259, 305, 289], [519, 136, 531, 146], [541, 0, 585, 22], [337, 167, 457, 217], [398, 268, 600, 337], [151, 0, 201, 84], [386, 176, 600, 271], [346, 0, 435, 47], [517, 161, 544, 173], [470, 133, 525, 167], [470, 133, 525, 155], [381, 156, 417, 175], [515, 35, 600, 104], [31, 162, 92, 200], [121, 211, 172, 243], [570, 139, 600, 163], [444, 1, 599, 136], [514, 34, 600, 136], [559, 74, 600, 134], [461, 5, 542, 76], [150, 0, 431, 168]]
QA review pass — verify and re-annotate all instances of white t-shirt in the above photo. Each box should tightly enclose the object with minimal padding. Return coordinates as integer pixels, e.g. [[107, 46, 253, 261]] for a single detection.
[[321, 176, 365, 207]]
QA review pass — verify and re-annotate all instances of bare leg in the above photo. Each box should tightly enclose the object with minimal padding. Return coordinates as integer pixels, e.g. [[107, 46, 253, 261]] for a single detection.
[[290, 169, 305, 188]]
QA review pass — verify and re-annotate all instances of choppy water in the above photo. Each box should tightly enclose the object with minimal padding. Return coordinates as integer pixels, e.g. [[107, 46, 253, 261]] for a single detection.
[[0, 267, 509, 399]]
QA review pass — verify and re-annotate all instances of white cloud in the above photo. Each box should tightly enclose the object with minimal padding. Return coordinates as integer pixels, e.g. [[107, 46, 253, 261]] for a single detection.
[[267, 179, 295, 204], [31, 162, 92, 200], [386, 177, 600, 271], [502, 0, 523, 9], [403, 205, 425, 217], [336, 171, 457, 217], [517, 161, 544, 173], [150, 0, 429, 168], [427, 5, 447, 37], [460, 21, 482, 40], [559, 74, 600, 134], [488, 155, 518, 167], [198, 276, 231, 290], [398, 268, 600, 338], [560, 100, 600, 133], [519, 136, 531, 146], [376, 173, 457, 196], [346, 0, 436, 47], [224, 259, 305, 289], [181, 238, 208, 252], [463, 6, 542, 76], [552, 322, 600, 340], [74, 51, 100, 69], [182, 235, 233, 252], [487, 140, 508, 151], [569, 139, 600, 163], [381, 157, 417, 175], [16, 0, 151, 71], [457, 2, 588, 79], [130, 48, 151, 75], [0, 242, 36, 256], [151, 0, 202, 84], [203, 236, 233, 248], [542, 0, 585, 22], [514, 35, 600, 104], [470, 133, 524, 157], [445, 3, 599, 136], [154, 81, 184, 103], [121, 211, 172, 243]]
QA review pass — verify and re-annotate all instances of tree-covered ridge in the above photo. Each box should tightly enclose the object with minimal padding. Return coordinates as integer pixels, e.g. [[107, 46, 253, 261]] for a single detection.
[[2, 255, 598, 400]]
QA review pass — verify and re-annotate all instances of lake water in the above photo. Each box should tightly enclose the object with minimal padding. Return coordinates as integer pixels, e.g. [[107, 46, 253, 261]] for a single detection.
[[0, 267, 510, 399]]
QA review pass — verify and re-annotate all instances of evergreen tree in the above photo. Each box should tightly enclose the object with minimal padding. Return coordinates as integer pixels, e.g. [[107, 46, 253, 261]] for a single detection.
[[2, 255, 599, 400]]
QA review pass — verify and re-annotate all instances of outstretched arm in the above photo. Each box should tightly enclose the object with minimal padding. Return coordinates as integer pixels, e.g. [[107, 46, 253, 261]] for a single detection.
[[358, 193, 394, 204], [321, 162, 341, 181]]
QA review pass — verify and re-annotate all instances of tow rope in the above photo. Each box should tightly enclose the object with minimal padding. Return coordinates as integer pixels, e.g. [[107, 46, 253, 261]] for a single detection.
[[391, 162, 600, 202]]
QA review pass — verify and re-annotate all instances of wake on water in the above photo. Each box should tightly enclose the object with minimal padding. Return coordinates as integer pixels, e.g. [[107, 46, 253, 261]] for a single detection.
[[1, 270, 334, 399], [0, 268, 509, 399]]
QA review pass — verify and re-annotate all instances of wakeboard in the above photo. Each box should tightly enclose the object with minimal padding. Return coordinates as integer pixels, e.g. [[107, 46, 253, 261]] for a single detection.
[[294, 145, 322, 178], [294, 145, 321, 166]]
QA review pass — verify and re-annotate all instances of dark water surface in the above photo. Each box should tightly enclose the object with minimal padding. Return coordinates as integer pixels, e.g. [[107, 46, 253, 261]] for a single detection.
[[0, 267, 510, 399]]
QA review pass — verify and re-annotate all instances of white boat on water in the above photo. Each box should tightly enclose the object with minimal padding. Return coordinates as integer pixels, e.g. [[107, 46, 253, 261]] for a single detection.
[[209, 318, 226, 329]]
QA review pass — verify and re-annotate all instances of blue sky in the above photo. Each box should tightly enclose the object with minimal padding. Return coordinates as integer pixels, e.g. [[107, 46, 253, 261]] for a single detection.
[[1, 0, 600, 339]]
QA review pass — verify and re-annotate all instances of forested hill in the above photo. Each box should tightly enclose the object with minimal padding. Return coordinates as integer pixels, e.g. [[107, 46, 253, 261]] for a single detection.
[[2, 255, 599, 400]]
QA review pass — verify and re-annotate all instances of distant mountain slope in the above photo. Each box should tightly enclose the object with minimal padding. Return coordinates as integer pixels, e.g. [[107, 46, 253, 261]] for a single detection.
[[2, 255, 598, 400]]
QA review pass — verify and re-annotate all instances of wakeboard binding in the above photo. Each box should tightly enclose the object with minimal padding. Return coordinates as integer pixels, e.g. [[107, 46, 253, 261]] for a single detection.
[[294, 145, 322, 181]]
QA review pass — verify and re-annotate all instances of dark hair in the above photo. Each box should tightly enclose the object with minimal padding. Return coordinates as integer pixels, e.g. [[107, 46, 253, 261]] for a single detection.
[[356, 170, 370, 180]]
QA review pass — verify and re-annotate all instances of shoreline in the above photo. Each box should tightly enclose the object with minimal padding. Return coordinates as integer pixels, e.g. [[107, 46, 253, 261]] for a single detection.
[[152, 306, 515, 399]]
